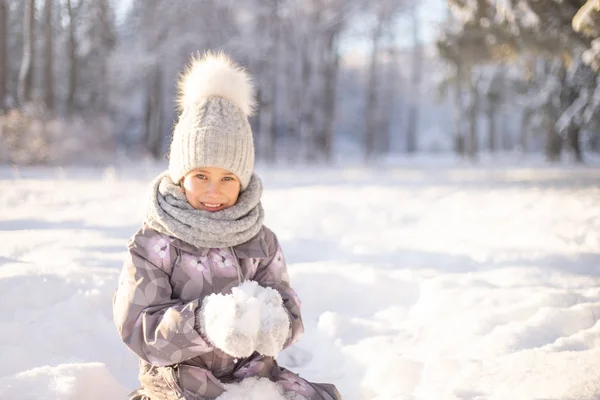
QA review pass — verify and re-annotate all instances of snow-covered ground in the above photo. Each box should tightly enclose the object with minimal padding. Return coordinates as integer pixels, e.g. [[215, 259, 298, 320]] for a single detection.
[[0, 160, 599, 400]]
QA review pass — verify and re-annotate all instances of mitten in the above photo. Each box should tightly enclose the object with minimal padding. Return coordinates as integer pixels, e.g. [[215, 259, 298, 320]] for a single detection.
[[254, 286, 291, 357], [198, 292, 261, 358]]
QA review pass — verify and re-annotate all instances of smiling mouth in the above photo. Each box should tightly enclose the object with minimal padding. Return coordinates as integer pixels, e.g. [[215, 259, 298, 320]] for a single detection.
[[200, 202, 224, 211]]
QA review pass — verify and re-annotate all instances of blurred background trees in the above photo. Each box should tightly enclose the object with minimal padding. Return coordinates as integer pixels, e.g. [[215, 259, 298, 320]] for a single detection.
[[437, 0, 600, 162], [1, 0, 599, 166]]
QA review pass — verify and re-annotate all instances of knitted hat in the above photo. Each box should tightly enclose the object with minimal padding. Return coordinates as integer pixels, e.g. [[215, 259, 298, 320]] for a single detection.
[[168, 51, 256, 190]]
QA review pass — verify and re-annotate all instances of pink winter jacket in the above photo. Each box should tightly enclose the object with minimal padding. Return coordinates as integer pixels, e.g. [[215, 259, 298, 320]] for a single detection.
[[113, 224, 341, 400]]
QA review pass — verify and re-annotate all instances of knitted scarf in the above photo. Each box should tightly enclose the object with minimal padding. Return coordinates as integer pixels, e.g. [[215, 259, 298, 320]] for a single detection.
[[145, 171, 264, 249]]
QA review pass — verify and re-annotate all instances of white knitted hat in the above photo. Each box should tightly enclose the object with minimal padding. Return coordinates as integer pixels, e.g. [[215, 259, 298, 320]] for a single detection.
[[168, 51, 256, 190]]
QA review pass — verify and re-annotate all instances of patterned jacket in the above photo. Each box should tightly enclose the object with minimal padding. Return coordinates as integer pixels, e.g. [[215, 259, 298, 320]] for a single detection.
[[113, 225, 338, 399]]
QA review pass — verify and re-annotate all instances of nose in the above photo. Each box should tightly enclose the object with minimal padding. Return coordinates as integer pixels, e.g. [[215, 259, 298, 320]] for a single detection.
[[206, 181, 220, 196]]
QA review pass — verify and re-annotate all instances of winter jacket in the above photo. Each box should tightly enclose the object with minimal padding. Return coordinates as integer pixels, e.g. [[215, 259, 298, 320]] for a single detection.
[[113, 224, 341, 400]]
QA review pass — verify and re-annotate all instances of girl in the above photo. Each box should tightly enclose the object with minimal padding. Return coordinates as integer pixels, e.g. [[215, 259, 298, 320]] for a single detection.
[[113, 52, 341, 400]]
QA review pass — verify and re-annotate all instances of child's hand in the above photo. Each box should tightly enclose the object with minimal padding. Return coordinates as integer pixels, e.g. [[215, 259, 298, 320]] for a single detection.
[[254, 286, 290, 357], [199, 292, 260, 358], [198, 282, 290, 358]]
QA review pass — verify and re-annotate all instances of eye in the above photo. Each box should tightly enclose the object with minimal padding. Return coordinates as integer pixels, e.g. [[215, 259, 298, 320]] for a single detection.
[[195, 174, 207, 180], [222, 176, 235, 181]]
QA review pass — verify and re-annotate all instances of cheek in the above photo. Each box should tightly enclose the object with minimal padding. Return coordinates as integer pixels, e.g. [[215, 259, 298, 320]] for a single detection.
[[181, 178, 192, 192], [183, 178, 202, 194], [227, 185, 241, 203], [183, 188, 199, 208], [182, 179, 203, 204]]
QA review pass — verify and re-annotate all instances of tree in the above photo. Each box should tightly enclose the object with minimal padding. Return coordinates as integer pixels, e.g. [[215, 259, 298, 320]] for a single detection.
[[573, 0, 600, 35], [406, 4, 423, 154], [511, 58, 538, 153], [315, 1, 346, 162], [364, 6, 385, 161], [556, 57, 597, 161], [76, 0, 116, 111], [437, 22, 484, 158], [43, 0, 54, 111], [253, 0, 279, 162], [112, 0, 238, 158], [269, 0, 352, 162], [377, 31, 398, 154], [533, 59, 565, 161], [466, 72, 480, 160], [66, 0, 76, 113], [582, 75, 600, 152], [438, 0, 599, 161], [482, 67, 506, 153], [144, 65, 163, 159], [573, 0, 600, 69], [17, 0, 35, 106], [503, 1, 595, 161], [364, 0, 405, 161], [108, 0, 424, 162], [437, 0, 506, 158], [0, 0, 7, 110]]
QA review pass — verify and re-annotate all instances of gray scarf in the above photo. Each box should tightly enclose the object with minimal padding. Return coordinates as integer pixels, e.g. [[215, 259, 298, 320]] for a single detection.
[[145, 171, 264, 248]]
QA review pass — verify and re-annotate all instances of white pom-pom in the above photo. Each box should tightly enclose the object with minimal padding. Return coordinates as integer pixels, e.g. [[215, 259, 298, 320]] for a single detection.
[[177, 51, 256, 116]]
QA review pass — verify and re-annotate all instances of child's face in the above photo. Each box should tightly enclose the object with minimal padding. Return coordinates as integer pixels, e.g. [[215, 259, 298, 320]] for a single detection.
[[181, 167, 241, 212]]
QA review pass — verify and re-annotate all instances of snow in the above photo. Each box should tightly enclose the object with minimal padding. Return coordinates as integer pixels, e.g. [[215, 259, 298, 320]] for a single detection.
[[201, 281, 290, 358], [0, 363, 129, 400], [216, 377, 306, 400], [583, 38, 600, 71], [573, 0, 600, 35], [0, 160, 599, 399]]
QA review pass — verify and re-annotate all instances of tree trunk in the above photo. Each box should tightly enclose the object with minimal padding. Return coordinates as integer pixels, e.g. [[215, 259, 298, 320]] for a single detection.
[[66, 0, 77, 114], [98, 0, 112, 112], [299, 34, 316, 162], [268, 8, 280, 163], [590, 134, 600, 153], [454, 71, 465, 156], [43, 0, 54, 111], [500, 109, 510, 151], [321, 27, 340, 162], [519, 107, 532, 153], [17, 0, 35, 106], [144, 66, 163, 159], [567, 126, 583, 163], [487, 109, 496, 153], [257, 0, 279, 163], [365, 14, 383, 162], [544, 123, 562, 162], [406, 4, 422, 154], [258, 74, 275, 162], [282, 27, 302, 163], [0, 0, 7, 110], [467, 77, 479, 161], [378, 41, 396, 154]]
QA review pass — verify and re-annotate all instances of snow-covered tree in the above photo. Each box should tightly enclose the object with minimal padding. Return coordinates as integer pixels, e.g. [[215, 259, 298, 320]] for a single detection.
[[42, 0, 54, 111], [481, 66, 506, 152], [364, 0, 407, 161], [436, 2, 495, 158], [268, 0, 355, 162], [0, 0, 7, 110], [65, 0, 76, 113], [1, 0, 449, 164], [17, 0, 35, 106], [405, 4, 423, 154], [437, 0, 600, 161], [582, 75, 600, 152], [556, 57, 596, 161], [109, 0, 366, 162], [568, 0, 600, 70], [72, 0, 116, 112]]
